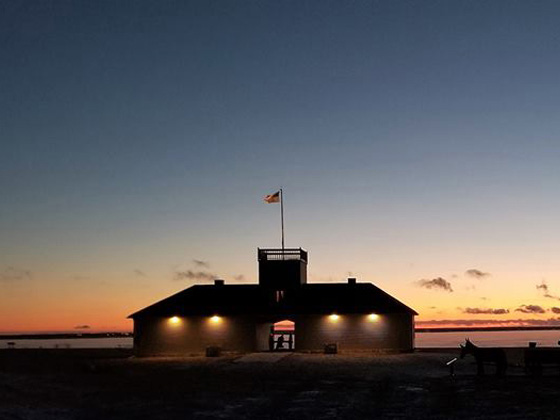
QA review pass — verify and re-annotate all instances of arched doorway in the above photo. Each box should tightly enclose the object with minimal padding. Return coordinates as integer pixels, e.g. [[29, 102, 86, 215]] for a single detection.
[[272, 320, 295, 351], [255, 319, 295, 352]]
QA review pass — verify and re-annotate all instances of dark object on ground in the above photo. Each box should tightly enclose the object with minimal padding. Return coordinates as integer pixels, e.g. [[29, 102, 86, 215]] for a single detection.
[[324, 342, 338, 354], [525, 348, 560, 375], [446, 357, 457, 376], [460, 339, 507, 376], [206, 346, 221, 357]]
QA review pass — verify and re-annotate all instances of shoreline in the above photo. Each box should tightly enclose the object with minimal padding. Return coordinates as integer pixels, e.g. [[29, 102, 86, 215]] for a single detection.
[[3, 326, 560, 340]]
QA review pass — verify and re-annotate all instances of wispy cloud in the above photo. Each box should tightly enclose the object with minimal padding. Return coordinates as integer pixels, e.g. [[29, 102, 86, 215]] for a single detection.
[[515, 304, 546, 314], [537, 281, 560, 300], [74, 325, 91, 329], [0, 266, 32, 282], [233, 274, 245, 282], [465, 269, 490, 279], [133, 269, 146, 277], [551, 307, 560, 314], [417, 318, 560, 327], [462, 307, 509, 315], [193, 260, 210, 268], [417, 277, 453, 292], [174, 270, 216, 282]]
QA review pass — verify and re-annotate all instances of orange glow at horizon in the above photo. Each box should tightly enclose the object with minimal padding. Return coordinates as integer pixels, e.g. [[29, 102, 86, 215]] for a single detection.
[[4, 264, 560, 334]]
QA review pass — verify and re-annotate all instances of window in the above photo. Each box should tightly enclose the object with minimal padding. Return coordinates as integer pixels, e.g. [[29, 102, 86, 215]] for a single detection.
[[275, 290, 285, 303]]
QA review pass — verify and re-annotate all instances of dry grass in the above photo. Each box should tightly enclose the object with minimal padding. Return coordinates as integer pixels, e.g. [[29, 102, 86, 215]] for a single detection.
[[0, 348, 559, 419]]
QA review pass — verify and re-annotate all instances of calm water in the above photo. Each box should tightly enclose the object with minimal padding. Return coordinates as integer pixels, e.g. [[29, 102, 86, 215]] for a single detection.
[[3, 330, 560, 349], [0, 337, 133, 349], [415, 330, 560, 348]]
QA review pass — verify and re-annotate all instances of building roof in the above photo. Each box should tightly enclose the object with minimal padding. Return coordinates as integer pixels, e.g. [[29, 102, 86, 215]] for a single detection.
[[128, 282, 418, 319]]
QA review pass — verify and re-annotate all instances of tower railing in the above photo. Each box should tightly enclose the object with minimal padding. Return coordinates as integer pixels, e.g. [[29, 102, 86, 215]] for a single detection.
[[258, 248, 308, 263]]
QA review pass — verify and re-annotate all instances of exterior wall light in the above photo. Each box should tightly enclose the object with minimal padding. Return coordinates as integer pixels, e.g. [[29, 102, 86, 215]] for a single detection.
[[210, 315, 221, 323], [329, 314, 339, 322], [368, 313, 379, 321], [169, 316, 181, 324]]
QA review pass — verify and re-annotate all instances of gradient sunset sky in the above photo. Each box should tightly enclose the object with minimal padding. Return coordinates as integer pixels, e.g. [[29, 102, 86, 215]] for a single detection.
[[3, 1, 560, 333]]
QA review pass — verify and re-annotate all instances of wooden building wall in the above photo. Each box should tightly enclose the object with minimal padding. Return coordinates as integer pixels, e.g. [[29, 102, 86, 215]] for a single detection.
[[133, 312, 415, 356], [133, 315, 256, 356], [294, 313, 414, 352]]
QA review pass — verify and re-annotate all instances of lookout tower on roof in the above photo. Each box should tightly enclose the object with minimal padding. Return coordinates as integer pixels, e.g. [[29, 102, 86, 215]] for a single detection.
[[258, 248, 307, 289]]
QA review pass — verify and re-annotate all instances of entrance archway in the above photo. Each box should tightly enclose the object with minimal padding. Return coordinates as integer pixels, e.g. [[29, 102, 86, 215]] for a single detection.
[[255, 319, 296, 352], [272, 320, 295, 351]]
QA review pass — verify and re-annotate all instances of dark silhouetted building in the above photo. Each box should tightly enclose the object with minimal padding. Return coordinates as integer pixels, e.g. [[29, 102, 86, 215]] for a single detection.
[[129, 248, 417, 355]]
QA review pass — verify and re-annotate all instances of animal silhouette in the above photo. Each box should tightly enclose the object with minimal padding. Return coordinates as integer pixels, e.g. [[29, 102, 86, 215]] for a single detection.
[[460, 338, 507, 376]]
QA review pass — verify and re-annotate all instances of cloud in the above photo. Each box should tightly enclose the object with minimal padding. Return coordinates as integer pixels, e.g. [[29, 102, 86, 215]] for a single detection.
[[515, 305, 546, 314], [193, 260, 210, 268], [74, 325, 91, 329], [233, 274, 245, 282], [536, 282, 549, 293], [462, 307, 509, 315], [133, 269, 146, 277], [174, 270, 216, 282], [551, 307, 560, 314], [417, 277, 453, 292], [416, 318, 560, 327], [537, 281, 560, 300], [465, 269, 490, 279], [0, 267, 32, 282]]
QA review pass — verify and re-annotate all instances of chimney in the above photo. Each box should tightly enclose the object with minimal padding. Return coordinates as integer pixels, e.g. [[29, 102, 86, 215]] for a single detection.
[[347, 277, 357, 285], [214, 279, 225, 286]]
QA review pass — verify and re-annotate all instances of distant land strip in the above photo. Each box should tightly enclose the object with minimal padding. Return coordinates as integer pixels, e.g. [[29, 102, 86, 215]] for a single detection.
[[0, 332, 132, 340], [3, 327, 560, 339]]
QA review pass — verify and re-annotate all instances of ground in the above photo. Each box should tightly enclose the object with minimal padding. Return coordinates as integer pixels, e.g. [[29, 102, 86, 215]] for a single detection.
[[1, 348, 559, 419]]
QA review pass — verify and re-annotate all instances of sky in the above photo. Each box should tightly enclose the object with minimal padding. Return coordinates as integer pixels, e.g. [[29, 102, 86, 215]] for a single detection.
[[2, 0, 560, 332]]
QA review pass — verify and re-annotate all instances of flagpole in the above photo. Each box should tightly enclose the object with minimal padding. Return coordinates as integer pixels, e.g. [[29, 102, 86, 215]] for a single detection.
[[280, 188, 285, 253]]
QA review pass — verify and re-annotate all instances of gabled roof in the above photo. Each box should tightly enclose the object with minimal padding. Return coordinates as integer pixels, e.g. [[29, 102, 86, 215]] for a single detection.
[[128, 282, 417, 318]]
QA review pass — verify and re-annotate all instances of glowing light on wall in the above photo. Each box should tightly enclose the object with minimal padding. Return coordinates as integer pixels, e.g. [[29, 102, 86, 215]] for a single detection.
[[368, 313, 379, 321], [210, 315, 222, 323], [169, 316, 181, 324], [329, 314, 339, 322]]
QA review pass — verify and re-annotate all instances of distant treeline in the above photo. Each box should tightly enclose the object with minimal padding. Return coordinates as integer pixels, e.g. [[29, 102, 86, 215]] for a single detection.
[[0, 332, 133, 340], [416, 326, 560, 333]]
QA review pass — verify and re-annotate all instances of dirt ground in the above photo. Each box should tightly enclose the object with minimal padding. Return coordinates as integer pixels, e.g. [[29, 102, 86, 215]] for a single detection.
[[1, 348, 560, 420]]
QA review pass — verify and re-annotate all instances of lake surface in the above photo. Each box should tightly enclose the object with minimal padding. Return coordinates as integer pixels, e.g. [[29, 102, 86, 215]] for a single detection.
[[415, 329, 560, 348], [0, 337, 133, 349], [3, 330, 560, 349]]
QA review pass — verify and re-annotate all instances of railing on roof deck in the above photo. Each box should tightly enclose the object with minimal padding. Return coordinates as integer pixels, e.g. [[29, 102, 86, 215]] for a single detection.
[[258, 248, 308, 263]]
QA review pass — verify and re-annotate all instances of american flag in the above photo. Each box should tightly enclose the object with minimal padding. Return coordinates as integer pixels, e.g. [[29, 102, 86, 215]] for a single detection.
[[263, 191, 280, 203]]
